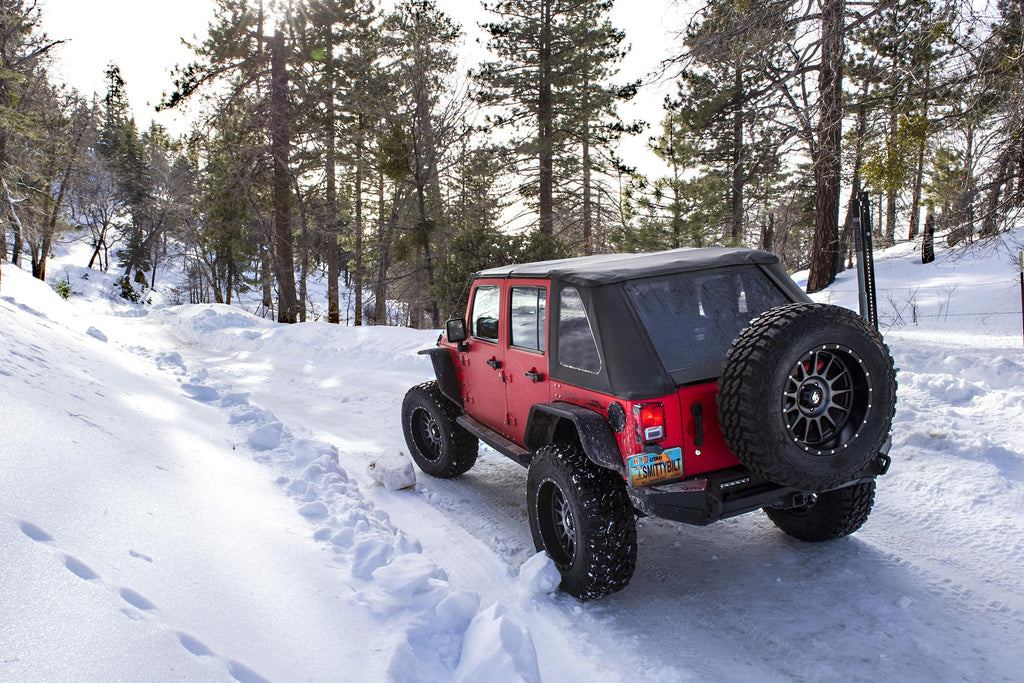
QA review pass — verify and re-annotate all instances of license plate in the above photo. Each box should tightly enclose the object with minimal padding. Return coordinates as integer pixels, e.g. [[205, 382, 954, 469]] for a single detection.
[[627, 447, 683, 488]]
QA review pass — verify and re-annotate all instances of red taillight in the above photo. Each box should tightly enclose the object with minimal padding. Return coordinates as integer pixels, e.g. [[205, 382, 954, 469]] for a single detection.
[[634, 403, 665, 443]]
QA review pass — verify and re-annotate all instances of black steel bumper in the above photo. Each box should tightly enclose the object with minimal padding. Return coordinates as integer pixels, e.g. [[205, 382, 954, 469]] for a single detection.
[[627, 453, 888, 526]]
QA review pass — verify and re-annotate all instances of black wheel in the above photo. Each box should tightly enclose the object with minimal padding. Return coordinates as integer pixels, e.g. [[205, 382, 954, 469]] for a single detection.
[[764, 481, 876, 541], [718, 303, 896, 490], [401, 381, 478, 478], [526, 443, 636, 600]]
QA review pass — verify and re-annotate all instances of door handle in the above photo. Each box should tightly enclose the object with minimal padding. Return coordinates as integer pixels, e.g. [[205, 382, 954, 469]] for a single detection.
[[487, 358, 502, 370], [525, 370, 544, 383]]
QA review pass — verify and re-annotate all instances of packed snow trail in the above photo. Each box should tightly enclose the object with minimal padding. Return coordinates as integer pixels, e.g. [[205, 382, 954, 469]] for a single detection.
[[4, 229, 1024, 681], [1, 265, 543, 682]]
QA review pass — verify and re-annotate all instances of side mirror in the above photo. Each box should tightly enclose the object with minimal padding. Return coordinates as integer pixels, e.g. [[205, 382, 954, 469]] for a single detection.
[[445, 318, 468, 343]]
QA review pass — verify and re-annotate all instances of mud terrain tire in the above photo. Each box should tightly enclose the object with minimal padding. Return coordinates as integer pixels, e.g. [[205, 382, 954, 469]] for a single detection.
[[401, 381, 478, 478], [764, 481, 876, 541], [527, 443, 636, 600], [718, 303, 896, 490]]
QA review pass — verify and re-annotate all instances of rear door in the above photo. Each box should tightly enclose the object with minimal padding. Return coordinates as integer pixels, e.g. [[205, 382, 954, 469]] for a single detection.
[[502, 281, 550, 445]]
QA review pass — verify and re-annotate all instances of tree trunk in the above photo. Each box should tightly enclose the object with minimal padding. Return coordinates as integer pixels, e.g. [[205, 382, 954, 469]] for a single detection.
[[908, 108, 927, 240], [761, 211, 775, 252], [2, 173, 25, 267], [883, 109, 897, 246], [354, 116, 364, 326], [806, 0, 845, 294], [373, 171, 390, 324], [261, 243, 273, 318], [728, 68, 744, 246], [921, 211, 935, 264], [270, 29, 298, 323], [325, 44, 339, 324], [582, 122, 593, 255], [537, 0, 554, 236]]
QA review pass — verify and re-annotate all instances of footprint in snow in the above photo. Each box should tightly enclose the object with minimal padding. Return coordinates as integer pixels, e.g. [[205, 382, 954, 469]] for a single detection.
[[177, 632, 214, 657], [119, 587, 157, 611], [18, 520, 55, 543], [175, 633, 269, 683], [62, 554, 100, 581]]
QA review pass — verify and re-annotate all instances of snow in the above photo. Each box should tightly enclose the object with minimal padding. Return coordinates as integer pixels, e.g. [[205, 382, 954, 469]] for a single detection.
[[3, 231, 1024, 681]]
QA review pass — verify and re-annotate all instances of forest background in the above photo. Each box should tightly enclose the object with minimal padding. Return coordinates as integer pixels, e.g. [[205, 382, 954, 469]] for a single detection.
[[2, 0, 1022, 326]]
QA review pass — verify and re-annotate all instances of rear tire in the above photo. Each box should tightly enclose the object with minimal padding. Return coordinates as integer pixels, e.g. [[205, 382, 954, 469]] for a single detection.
[[527, 443, 636, 600], [401, 381, 478, 478], [764, 481, 876, 542]]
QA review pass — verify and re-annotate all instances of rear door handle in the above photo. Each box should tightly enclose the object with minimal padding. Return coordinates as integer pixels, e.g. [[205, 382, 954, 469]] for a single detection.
[[525, 370, 543, 383]]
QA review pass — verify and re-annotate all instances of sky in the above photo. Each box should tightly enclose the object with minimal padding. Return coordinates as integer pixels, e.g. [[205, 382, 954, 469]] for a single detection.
[[37, 0, 687, 176]]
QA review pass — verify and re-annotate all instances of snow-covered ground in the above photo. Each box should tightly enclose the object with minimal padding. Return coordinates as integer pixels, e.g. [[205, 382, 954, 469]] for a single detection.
[[3, 232, 1023, 682]]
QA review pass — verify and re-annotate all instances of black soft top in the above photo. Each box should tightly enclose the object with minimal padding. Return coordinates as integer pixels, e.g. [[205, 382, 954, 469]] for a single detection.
[[477, 247, 779, 286]]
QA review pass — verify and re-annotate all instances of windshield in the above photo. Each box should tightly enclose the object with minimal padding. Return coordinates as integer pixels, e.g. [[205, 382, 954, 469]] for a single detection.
[[624, 266, 790, 374]]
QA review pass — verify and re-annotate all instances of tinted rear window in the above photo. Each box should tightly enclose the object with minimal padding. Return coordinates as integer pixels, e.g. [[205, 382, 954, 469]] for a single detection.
[[624, 267, 789, 373]]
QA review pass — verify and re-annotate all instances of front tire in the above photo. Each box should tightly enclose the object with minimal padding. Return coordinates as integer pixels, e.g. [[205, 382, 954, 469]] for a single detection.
[[527, 443, 636, 600], [401, 381, 478, 478], [764, 481, 876, 542]]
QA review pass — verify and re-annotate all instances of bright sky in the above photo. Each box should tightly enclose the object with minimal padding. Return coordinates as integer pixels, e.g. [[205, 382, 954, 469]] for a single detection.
[[38, 0, 687, 176]]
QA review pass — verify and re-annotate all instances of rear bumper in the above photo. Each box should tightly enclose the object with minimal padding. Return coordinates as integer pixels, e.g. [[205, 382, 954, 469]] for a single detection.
[[627, 458, 885, 526]]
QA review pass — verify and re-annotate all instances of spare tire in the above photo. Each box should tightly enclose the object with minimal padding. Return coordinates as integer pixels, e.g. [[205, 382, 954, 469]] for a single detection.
[[718, 303, 896, 490]]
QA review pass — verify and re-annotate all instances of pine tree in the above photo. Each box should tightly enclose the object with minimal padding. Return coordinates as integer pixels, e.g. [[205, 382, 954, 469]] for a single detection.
[[476, 0, 632, 249]]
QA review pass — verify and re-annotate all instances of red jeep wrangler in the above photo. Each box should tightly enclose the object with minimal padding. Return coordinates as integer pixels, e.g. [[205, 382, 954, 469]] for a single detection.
[[402, 247, 896, 599]]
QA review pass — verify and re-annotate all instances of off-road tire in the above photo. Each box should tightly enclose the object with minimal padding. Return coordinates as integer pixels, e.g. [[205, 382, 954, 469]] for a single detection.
[[401, 381, 478, 478], [526, 443, 636, 600], [764, 480, 876, 541], [718, 303, 896, 490]]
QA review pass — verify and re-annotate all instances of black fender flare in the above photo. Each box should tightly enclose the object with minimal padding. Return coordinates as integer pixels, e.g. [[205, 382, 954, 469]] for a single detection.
[[525, 402, 623, 473], [417, 347, 463, 409]]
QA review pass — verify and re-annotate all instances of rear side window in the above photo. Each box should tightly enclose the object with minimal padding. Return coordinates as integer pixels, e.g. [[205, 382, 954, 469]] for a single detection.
[[510, 286, 547, 352], [470, 285, 501, 342], [558, 287, 601, 373], [624, 267, 789, 373]]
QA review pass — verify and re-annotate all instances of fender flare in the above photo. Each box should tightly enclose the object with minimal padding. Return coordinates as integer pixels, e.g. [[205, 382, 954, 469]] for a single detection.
[[525, 402, 623, 472], [417, 347, 463, 409]]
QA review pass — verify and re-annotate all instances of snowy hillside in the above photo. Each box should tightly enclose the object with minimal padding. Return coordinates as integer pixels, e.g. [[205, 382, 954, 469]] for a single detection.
[[2, 232, 1023, 682]]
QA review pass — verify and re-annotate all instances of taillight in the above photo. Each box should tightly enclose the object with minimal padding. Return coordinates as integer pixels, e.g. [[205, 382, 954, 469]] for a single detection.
[[634, 403, 665, 443]]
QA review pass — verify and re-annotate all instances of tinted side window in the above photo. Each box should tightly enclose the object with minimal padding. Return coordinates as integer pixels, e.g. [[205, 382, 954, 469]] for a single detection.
[[510, 286, 547, 352], [558, 287, 601, 373], [470, 285, 501, 342]]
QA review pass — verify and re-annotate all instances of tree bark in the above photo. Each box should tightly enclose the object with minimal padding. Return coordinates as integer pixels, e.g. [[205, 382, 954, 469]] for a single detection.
[[806, 0, 845, 294], [582, 122, 593, 255], [883, 108, 897, 246], [728, 68, 744, 246], [373, 171, 391, 324], [537, 0, 554, 236], [354, 116, 364, 326], [921, 211, 935, 264], [270, 29, 298, 323], [908, 86, 929, 242], [2, 174, 25, 267], [325, 42, 339, 325]]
